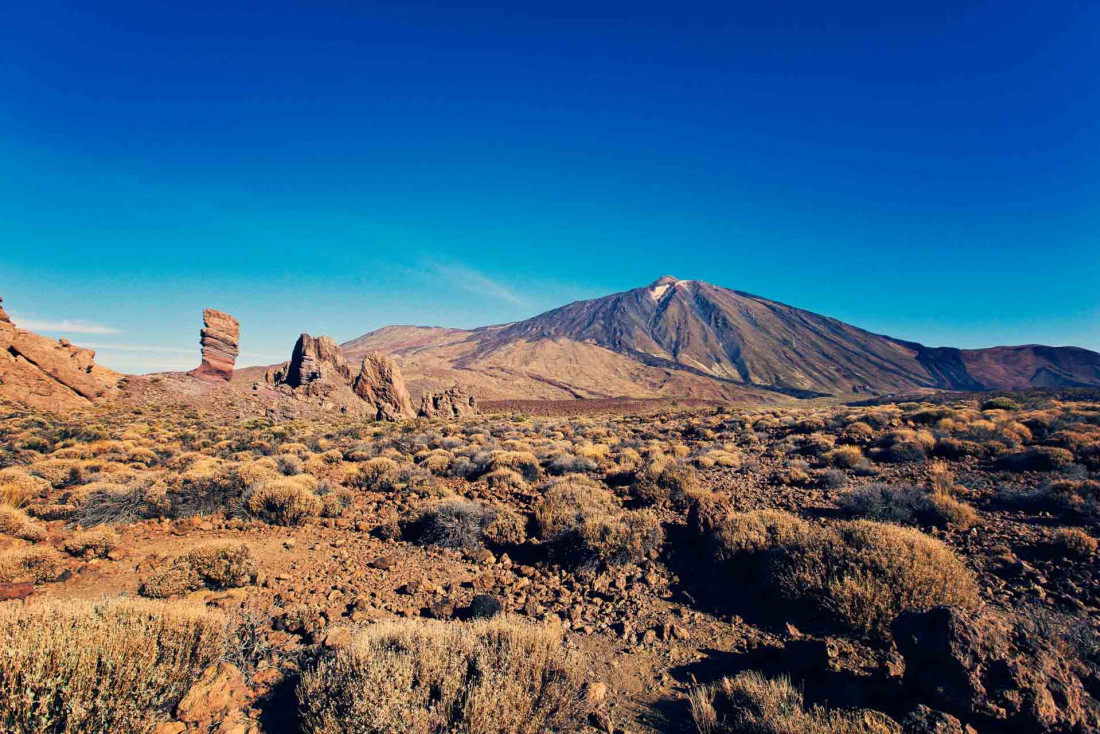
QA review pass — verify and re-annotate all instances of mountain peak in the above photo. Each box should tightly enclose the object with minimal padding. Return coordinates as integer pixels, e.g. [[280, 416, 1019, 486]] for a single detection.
[[650, 275, 680, 287]]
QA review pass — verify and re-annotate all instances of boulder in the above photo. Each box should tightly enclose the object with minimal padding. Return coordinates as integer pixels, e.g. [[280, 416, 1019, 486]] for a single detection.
[[892, 606, 1099, 732], [417, 385, 479, 419], [0, 295, 120, 411], [353, 352, 414, 421], [188, 309, 239, 382], [175, 661, 251, 731]]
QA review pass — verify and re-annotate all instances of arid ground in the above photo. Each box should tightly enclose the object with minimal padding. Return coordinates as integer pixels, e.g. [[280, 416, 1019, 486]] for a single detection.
[[1, 381, 1098, 733]]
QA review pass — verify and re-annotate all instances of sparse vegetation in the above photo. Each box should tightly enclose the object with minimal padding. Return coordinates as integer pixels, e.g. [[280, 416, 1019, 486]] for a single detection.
[[297, 617, 588, 734], [0, 598, 225, 733]]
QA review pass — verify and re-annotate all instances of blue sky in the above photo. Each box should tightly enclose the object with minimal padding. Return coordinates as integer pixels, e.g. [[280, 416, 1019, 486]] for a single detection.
[[2, 0, 1097, 374]]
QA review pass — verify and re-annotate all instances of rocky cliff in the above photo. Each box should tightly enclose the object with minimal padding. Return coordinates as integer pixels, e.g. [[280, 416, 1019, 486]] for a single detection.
[[0, 296, 120, 411]]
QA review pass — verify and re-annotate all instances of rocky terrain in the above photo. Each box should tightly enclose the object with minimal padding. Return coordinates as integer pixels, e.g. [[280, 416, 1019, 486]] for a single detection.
[[0, 293, 1098, 733], [342, 277, 1100, 401], [1, 381, 1099, 733]]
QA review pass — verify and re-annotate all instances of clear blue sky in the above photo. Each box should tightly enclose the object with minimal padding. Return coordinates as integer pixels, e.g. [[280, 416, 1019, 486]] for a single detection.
[[2, 1, 1097, 374]]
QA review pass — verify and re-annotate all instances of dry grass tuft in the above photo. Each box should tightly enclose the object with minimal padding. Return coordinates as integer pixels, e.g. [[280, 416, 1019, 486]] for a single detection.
[[0, 546, 64, 583], [297, 616, 589, 734], [245, 475, 322, 525], [63, 528, 120, 559], [141, 541, 255, 598], [689, 671, 900, 734], [0, 597, 225, 733]]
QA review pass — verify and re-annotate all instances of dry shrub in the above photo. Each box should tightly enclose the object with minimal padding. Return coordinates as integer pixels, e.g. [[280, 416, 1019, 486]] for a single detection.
[[1050, 528, 1097, 558], [0, 506, 47, 541], [1003, 479, 1100, 525], [999, 446, 1076, 472], [633, 458, 697, 506], [245, 475, 322, 525], [141, 542, 255, 598], [0, 597, 225, 734], [320, 487, 355, 518], [418, 449, 453, 475], [73, 482, 168, 526], [169, 460, 244, 517], [416, 499, 496, 549], [28, 459, 85, 487], [481, 467, 528, 492], [297, 617, 588, 734], [827, 445, 867, 470], [837, 484, 975, 529], [63, 528, 120, 559], [690, 671, 899, 734], [0, 546, 64, 583], [487, 451, 540, 482], [483, 507, 528, 546], [236, 458, 281, 486], [707, 511, 979, 638], [0, 468, 50, 507], [536, 475, 662, 566]]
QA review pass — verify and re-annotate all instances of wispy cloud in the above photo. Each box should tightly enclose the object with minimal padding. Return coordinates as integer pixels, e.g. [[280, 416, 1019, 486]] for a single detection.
[[421, 261, 528, 307], [84, 344, 283, 361], [82, 343, 193, 353], [9, 315, 121, 335]]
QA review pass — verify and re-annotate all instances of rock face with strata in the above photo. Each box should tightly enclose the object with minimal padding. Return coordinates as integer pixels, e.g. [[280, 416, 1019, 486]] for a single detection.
[[188, 309, 239, 382], [280, 334, 352, 393], [0, 296, 120, 411], [266, 336, 412, 421], [418, 385, 479, 419], [353, 352, 415, 421]]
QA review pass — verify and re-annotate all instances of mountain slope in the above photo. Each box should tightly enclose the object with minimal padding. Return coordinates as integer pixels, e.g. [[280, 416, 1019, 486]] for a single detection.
[[342, 277, 1100, 401]]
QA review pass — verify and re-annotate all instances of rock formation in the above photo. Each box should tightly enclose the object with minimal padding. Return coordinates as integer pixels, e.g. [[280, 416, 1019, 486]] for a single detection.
[[280, 334, 352, 393], [893, 606, 1099, 732], [353, 352, 414, 421], [188, 309, 239, 382], [418, 385, 478, 419], [0, 295, 120, 411], [267, 336, 414, 421]]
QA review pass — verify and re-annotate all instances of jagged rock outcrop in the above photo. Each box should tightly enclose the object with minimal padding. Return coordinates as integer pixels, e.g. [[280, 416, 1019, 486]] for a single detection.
[[892, 605, 1100, 732], [0, 296, 120, 411], [267, 337, 412, 421], [188, 309, 239, 382], [418, 385, 478, 419], [353, 352, 414, 421], [281, 334, 352, 392]]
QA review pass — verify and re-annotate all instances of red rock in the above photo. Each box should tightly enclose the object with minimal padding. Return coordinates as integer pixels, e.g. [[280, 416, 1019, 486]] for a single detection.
[[0, 581, 34, 601], [189, 308, 239, 382], [353, 352, 414, 421], [176, 662, 251, 730], [0, 295, 120, 411]]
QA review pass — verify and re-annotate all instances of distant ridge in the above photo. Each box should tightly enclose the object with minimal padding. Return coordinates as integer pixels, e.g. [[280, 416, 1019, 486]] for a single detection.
[[341, 277, 1100, 402]]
